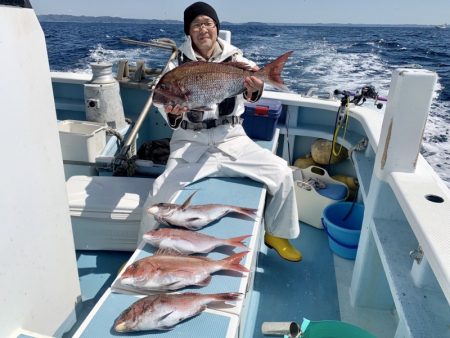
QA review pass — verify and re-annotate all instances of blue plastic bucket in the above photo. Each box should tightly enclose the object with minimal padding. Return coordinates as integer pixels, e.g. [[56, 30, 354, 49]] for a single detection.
[[322, 202, 364, 260]]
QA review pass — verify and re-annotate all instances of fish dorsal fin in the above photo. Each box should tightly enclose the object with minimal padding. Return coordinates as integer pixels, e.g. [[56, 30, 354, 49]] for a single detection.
[[155, 248, 184, 256], [176, 60, 208, 69], [180, 191, 197, 210], [222, 61, 255, 72]]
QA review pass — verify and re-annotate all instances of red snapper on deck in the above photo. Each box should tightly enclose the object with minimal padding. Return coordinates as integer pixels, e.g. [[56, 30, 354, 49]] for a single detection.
[[147, 191, 258, 230], [143, 228, 250, 254], [114, 292, 242, 332], [118, 251, 249, 292]]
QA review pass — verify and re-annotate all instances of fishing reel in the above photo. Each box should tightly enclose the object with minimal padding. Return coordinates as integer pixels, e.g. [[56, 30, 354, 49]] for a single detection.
[[334, 85, 387, 109], [332, 85, 387, 129]]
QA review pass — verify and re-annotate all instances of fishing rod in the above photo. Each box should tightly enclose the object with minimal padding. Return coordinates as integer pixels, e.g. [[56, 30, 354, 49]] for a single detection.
[[334, 85, 387, 110], [328, 85, 387, 164], [119, 37, 178, 51], [112, 37, 178, 176], [333, 85, 387, 133]]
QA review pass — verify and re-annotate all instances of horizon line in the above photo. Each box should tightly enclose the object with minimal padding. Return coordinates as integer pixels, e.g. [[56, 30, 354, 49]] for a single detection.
[[36, 14, 443, 27]]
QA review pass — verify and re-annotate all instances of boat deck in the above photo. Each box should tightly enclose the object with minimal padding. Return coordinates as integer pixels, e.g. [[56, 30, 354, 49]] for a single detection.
[[63, 251, 131, 337], [244, 224, 340, 338], [65, 224, 342, 338], [61, 126, 396, 337], [67, 225, 400, 338], [65, 134, 278, 337]]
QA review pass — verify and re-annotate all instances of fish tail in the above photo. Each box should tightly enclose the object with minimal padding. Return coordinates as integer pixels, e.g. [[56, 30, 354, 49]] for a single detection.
[[260, 51, 293, 91], [210, 292, 243, 303], [220, 251, 249, 273], [225, 234, 251, 248], [233, 207, 258, 219], [206, 292, 243, 309]]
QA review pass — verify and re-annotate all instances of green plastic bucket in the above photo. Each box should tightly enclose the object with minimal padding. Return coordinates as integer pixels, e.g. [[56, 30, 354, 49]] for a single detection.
[[302, 320, 376, 338]]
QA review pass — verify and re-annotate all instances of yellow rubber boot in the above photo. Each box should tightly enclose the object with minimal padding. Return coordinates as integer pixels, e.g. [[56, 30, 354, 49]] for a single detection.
[[264, 233, 302, 262]]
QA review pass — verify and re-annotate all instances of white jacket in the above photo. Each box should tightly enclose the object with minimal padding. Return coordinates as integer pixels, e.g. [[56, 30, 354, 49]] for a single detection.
[[159, 36, 258, 125], [140, 38, 300, 241]]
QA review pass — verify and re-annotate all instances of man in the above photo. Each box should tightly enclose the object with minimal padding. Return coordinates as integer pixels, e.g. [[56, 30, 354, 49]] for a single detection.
[[139, 1, 301, 262]]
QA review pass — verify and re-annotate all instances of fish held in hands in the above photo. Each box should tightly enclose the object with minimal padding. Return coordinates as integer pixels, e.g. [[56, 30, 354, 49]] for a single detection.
[[153, 51, 293, 112], [147, 192, 258, 230], [143, 228, 251, 254], [114, 292, 242, 332], [119, 251, 249, 291]]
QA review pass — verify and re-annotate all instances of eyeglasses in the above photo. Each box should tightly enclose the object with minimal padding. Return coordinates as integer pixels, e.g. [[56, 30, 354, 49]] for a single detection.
[[191, 21, 216, 31]]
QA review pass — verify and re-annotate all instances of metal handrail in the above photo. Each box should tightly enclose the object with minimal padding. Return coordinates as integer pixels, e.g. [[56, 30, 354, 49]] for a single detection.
[[112, 37, 178, 176]]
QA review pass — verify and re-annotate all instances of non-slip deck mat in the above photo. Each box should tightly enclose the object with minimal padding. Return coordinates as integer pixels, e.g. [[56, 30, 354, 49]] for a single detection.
[[63, 250, 132, 338], [243, 224, 341, 338]]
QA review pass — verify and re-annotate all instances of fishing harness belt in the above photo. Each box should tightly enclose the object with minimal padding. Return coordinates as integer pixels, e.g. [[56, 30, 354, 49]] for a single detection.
[[180, 115, 242, 130]]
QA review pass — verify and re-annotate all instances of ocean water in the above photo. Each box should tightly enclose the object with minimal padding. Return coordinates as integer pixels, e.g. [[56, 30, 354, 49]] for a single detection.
[[41, 21, 450, 187]]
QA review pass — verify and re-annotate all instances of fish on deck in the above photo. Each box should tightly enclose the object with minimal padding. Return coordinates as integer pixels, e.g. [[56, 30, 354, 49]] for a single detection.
[[153, 51, 293, 111], [147, 191, 258, 230], [118, 251, 249, 292], [114, 292, 242, 332], [143, 228, 251, 254]]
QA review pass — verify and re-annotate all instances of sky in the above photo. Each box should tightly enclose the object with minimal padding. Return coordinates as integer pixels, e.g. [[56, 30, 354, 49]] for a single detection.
[[31, 0, 450, 26]]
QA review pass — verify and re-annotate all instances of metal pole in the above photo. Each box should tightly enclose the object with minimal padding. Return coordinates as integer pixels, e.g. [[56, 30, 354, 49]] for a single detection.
[[112, 38, 178, 175]]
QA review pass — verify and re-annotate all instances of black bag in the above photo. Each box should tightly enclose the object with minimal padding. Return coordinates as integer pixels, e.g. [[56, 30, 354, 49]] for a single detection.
[[137, 138, 170, 165]]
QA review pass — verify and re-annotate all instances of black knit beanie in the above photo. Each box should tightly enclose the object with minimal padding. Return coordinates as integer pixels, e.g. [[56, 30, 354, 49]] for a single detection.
[[184, 2, 220, 35]]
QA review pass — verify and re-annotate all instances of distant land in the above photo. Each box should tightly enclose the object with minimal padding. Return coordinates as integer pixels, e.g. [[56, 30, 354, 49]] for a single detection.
[[37, 14, 432, 27], [37, 14, 181, 24]]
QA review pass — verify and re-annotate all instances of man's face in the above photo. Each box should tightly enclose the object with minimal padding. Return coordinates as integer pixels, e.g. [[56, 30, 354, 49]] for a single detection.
[[189, 15, 218, 57]]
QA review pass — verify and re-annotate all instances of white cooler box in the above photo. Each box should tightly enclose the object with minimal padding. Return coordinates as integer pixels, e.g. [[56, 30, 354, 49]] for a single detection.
[[67, 175, 154, 251], [293, 166, 348, 229]]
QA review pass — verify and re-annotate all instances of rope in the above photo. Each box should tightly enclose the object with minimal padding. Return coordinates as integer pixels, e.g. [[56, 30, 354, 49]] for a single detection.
[[112, 154, 137, 177], [106, 125, 138, 176], [106, 127, 124, 147], [348, 137, 369, 159]]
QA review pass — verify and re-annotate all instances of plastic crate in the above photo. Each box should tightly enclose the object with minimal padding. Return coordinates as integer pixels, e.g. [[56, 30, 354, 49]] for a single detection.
[[242, 99, 282, 140], [58, 120, 106, 163]]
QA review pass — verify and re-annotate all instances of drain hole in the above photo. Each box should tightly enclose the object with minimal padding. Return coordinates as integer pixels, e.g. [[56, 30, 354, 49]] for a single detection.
[[425, 194, 444, 203]]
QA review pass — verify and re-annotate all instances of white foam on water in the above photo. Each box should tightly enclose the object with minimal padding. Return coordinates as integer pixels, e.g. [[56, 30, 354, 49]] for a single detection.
[[70, 44, 167, 73], [298, 40, 391, 97], [422, 97, 450, 186]]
